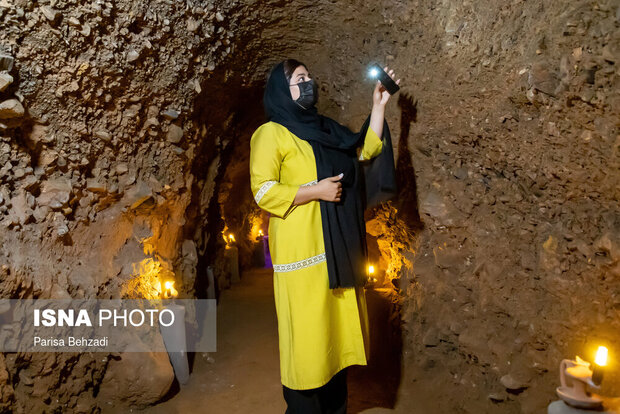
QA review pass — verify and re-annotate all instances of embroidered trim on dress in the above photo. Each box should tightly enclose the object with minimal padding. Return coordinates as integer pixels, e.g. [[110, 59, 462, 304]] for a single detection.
[[273, 252, 326, 272], [255, 180, 277, 204], [300, 179, 318, 187]]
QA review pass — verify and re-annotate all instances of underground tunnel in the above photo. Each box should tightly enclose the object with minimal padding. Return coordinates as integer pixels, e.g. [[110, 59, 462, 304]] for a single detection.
[[0, 0, 619, 413]]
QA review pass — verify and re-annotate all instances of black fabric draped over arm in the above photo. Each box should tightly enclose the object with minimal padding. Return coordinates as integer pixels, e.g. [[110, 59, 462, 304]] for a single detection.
[[263, 61, 397, 289]]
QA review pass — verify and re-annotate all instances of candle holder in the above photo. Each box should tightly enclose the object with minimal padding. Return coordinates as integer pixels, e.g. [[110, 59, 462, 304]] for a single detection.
[[592, 346, 608, 386], [157, 280, 190, 385], [225, 244, 240, 283], [159, 301, 190, 385], [592, 364, 605, 386], [556, 356, 603, 409]]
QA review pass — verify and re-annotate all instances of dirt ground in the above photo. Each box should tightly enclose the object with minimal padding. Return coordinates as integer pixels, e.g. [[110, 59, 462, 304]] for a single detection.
[[132, 267, 416, 414]]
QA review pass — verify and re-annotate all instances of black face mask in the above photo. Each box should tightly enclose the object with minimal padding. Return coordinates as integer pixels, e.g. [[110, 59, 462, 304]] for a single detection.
[[292, 78, 318, 110]]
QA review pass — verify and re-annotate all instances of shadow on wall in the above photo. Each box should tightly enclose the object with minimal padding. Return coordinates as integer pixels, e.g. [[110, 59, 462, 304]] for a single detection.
[[348, 93, 422, 412], [395, 93, 422, 231], [349, 288, 403, 413]]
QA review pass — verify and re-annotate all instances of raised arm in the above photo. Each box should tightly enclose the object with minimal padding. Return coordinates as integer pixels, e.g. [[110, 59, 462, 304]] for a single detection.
[[359, 123, 383, 161], [361, 65, 401, 161]]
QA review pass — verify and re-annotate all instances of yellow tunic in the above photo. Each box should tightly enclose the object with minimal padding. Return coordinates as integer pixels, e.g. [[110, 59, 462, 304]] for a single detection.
[[249, 120, 383, 390]]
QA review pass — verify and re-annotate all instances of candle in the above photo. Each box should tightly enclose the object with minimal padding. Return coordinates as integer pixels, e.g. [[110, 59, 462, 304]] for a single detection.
[[162, 280, 178, 299], [592, 346, 608, 385], [366, 264, 378, 284]]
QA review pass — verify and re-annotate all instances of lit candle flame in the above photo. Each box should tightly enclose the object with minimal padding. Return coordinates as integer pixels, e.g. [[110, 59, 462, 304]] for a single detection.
[[258, 229, 263, 236], [162, 280, 178, 299], [368, 265, 375, 275], [228, 233, 235, 243], [595, 346, 608, 367]]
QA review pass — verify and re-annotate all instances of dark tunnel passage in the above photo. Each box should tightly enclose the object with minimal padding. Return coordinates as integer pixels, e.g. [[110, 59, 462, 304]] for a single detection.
[[179, 60, 419, 412]]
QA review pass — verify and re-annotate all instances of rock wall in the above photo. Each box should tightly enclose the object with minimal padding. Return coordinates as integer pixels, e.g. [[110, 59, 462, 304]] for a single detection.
[[0, 0, 257, 411], [375, 1, 619, 412]]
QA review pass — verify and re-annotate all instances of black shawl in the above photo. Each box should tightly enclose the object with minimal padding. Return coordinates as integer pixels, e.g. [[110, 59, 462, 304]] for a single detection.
[[262, 61, 397, 289]]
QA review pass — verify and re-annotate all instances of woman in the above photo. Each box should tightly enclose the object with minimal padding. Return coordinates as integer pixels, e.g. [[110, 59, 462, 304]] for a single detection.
[[249, 59, 400, 413]]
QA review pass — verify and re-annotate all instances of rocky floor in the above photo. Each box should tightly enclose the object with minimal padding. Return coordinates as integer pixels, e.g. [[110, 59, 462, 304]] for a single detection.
[[131, 267, 405, 414], [131, 267, 285, 414]]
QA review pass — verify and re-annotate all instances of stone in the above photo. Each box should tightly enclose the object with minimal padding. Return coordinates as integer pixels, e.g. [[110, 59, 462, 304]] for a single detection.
[[488, 392, 507, 402], [148, 175, 163, 193], [144, 117, 160, 130], [57, 222, 69, 236], [9, 190, 29, 225], [167, 124, 183, 143], [37, 178, 72, 208], [422, 328, 440, 346], [0, 99, 25, 119], [0, 73, 13, 92], [594, 232, 619, 260], [38, 149, 58, 167], [127, 50, 140, 62], [453, 166, 468, 180], [602, 44, 617, 64], [161, 109, 179, 120], [68, 16, 81, 26], [28, 124, 51, 144], [528, 62, 558, 96], [80, 23, 91, 37], [433, 244, 466, 269], [86, 178, 107, 193], [40, 5, 61, 22], [187, 18, 201, 32], [33, 205, 50, 223], [94, 130, 111, 142], [122, 180, 153, 209], [0, 54, 14, 72], [419, 190, 465, 227], [500, 374, 528, 390], [182, 239, 197, 262], [13, 168, 25, 179], [96, 351, 174, 407], [115, 163, 128, 174]]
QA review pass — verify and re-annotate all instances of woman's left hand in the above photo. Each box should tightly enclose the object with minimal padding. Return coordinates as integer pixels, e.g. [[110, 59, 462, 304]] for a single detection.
[[373, 66, 401, 106]]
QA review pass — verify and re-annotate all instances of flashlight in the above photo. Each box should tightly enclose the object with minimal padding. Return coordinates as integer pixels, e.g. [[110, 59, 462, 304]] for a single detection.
[[367, 62, 400, 95]]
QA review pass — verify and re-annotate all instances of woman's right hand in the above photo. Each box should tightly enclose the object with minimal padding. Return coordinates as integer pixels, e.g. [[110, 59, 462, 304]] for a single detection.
[[317, 173, 343, 202]]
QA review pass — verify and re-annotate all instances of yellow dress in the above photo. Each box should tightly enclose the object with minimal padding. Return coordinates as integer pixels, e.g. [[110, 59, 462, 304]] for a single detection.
[[249, 120, 383, 390]]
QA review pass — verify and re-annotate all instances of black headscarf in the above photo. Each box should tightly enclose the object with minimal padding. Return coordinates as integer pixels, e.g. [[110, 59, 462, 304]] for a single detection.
[[262, 60, 397, 289]]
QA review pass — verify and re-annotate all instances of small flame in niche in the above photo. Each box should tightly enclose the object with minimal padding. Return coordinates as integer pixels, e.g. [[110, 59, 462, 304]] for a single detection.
[[125, 258, 175, 299], [161, 280, 178, 299]]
